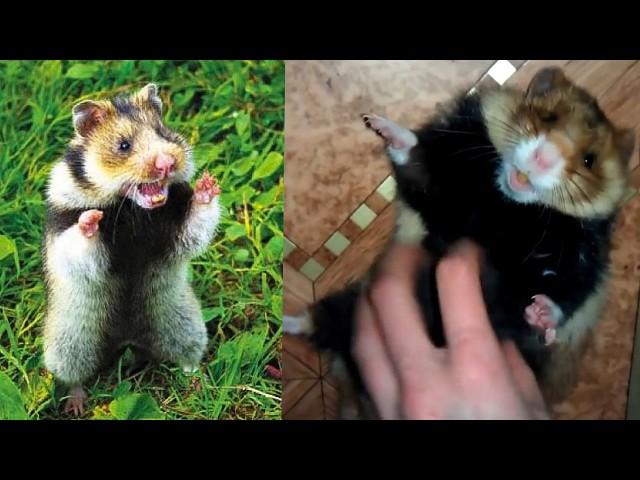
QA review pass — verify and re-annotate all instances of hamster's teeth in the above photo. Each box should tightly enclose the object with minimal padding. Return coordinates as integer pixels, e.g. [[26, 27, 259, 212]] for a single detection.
[[516, 171, 529, 184], [151, 194, 166, 204]]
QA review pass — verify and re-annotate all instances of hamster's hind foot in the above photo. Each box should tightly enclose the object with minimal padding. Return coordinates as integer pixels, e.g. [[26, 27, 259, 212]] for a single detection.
[[194, 171, 221, 204], [525, 294, 563, 345], [64, 385, 88, 417], [78, 209, 103, 238]]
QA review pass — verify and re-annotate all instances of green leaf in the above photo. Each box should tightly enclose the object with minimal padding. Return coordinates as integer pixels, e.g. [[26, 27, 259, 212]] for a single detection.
[[253, 185, 280, 208], [110, 393, 163, 420], [39, 60, 62, 79], [271, 294, 283, 320], [201, 306, 225, 323], [245, 82, 258, 97], [235, 112, 250, 137], [117, 60, 135, 78], [252, 152, 283, 181], [4, 62, 20, 77], [30, 102, 45, 127], [0, 235, 16, 261], [225, 224, 246, 241], [231, 151, 258, 177], [234, 249, 250, 263], [113, 381, 132, 399], [0, 234, 18, 273], [65, 63, 100, 80], [0, 372, 28, 420], [201, 142, 226, 164], [264, 236, 282, 263], [238, 185, 257, 202], [174, 89, 195, 108]]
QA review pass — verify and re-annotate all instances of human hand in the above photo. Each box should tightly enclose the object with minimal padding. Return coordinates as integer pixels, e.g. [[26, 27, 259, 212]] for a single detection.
[[352, 240, 550, 420]]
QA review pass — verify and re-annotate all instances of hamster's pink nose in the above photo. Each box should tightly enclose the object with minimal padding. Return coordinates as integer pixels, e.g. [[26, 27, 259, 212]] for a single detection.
[[153, 153, 176, 178], [532, 144, 559, 172]]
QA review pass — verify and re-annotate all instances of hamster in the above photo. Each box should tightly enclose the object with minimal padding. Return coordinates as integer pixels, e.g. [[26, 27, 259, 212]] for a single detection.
[[43, 84, 222, 416], [284, 67, 635, 418]]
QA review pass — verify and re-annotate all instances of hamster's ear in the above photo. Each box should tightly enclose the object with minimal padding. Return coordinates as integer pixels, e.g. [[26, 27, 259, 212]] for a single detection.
[[526, 67, 572, 98], [138, 83, 162, 114], [615, 128, 636, 165], [72, 101, 108, 137]]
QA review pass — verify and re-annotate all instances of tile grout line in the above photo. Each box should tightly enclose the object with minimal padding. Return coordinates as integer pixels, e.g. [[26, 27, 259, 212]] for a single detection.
[[282, 378, 319, 418], [284, 345, 323, 375]]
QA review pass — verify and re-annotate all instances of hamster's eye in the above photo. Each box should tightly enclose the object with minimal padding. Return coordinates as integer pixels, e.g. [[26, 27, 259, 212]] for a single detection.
[[118, 140, 131, 152], [584, 152, 596, 169], [540, 111, 558, 123]]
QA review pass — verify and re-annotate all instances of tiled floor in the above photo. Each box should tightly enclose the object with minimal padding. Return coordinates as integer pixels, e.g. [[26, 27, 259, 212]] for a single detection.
[[283, 60, 640, 420]]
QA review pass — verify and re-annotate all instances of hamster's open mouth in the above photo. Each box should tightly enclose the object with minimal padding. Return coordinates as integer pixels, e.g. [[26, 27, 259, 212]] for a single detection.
[[497, 163, 539, 204], [122, 180, 170, 209], [507, 168, 534, 193]]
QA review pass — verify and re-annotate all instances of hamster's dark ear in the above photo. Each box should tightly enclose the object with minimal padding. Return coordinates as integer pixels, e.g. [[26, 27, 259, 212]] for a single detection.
[[615, 128, 636, 164], [72, 101, 108, 137], [138, 83, 162, 114], [526, 67, 571, 98]]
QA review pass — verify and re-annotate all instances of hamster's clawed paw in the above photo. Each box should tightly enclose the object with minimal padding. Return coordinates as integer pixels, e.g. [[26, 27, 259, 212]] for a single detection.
[[181, 364, 200, 374], [524, 294, 563, 346], [361, 113, 417, 151], [194, 171, 221, 205], [64, 386, 88, 417], [78, 209, 103, 238], [362, 113, 395, 145]]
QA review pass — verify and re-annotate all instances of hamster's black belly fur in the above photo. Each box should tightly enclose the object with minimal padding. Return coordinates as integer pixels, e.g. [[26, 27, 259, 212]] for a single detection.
[[309, 93, 614, 392], [44, 182, 199, 364]]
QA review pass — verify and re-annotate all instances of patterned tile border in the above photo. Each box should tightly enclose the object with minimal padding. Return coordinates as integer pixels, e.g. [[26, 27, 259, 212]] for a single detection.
[[284, 175, 398, 281]]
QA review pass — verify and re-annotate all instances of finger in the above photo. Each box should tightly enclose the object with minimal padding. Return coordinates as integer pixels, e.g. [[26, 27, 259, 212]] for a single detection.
[[352, 294, 401, 420], [435, 240, 502, 360], [501, 340, 548, 410], [368, 243, 440, 386]]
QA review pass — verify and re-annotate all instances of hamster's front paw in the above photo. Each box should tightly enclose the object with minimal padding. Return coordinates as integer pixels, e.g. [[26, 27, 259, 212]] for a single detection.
[[361, 113, 417, 150], [524, 294, 563, 345], [181, 364, 200, 374], [194, 171, 221, 205], [64, 386, 88, 417], [78, 209, 103, 238]]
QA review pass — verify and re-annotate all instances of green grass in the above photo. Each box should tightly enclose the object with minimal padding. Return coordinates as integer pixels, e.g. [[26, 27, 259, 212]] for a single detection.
[[0, 60, 283, 420]]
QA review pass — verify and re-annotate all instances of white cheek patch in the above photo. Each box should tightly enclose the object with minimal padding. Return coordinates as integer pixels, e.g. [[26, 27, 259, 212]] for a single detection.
[[84, 147, 129, 197], [48, 162, 96, 209]]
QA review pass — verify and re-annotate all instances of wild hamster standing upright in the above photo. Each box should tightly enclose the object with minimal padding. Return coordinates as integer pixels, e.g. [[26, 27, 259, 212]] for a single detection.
[[285, 68, 635, 418], [43, 84, 222, 416]]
